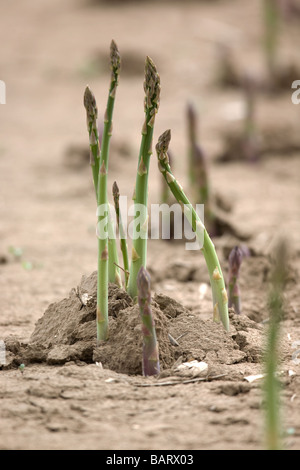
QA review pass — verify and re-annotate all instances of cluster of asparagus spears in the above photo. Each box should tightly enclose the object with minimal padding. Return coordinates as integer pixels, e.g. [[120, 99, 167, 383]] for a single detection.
[[84, 40, 230, 375]]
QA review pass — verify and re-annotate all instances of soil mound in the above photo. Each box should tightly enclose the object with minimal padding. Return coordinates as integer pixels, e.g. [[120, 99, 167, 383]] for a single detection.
[[4, 271, 270, 375]]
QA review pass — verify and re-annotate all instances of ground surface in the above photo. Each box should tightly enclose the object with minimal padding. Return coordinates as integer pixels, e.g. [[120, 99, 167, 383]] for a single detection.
[[0, 0, 300, 450]]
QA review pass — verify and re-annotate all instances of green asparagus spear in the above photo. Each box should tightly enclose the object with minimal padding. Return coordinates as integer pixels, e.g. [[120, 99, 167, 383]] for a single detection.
[[97, 40, 122, 339], [263, 0, 280, 78], [127, 56, 160, 299], [84, 85, 108, 340], [156, 130, 229, 331], [264, 239, 288, 450], [104, 40, 122, 288], [84, 41, 121, 341]]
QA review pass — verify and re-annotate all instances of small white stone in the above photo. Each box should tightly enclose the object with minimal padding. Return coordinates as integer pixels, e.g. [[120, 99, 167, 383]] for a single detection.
[[81, 293, 91, 306]]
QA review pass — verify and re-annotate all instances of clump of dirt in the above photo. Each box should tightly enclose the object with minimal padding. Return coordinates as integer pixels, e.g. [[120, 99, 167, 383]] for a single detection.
[[3, 270, 277, 377], [93, 303, 174, 375]]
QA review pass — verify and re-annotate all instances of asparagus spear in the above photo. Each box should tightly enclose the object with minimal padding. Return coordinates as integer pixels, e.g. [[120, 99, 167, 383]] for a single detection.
[[84, 41, 121, 341], [84, 85, 107, 340], [137, 266, 160, 376], [227, 246, 244, 315], [112, 181, 129, 288], [156, 130, 229, 331], [97, 40, 122, 339], [263, 0, 280, 79], [264, 239, 288, 450], [127, 56, 160, 299], [187, 101, 198, 192], [242, 74, 260, 163], [84, 43, 121, 287], [104, 40, 122, 288], [186, 103, 216, 236]]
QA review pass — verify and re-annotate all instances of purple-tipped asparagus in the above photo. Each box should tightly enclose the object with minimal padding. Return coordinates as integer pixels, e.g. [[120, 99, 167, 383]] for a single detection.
[[228, 246, 244, 314], [137, 266, 160, 376]]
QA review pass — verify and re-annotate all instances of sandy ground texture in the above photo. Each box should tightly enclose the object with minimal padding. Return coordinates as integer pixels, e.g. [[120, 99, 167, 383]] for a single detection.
[[1, 0, 300, 450]]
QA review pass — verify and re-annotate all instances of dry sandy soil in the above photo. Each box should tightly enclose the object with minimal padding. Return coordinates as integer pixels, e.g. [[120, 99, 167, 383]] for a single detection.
[[0, 0, 300, 451]]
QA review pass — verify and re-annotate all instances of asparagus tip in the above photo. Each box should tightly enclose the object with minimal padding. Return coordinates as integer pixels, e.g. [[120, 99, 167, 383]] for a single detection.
[[193, 142, 206, 164], [83, 85, 97, 117], [144, 56, 160, 111], [145, 55, 156, 74], [228, 246, 244, 273], [187, 100, 197, 121], [137, 266, 151, 299], [112, 181, 119, 198], [110, 39, 121, 75], [156, 129, 171, 159]]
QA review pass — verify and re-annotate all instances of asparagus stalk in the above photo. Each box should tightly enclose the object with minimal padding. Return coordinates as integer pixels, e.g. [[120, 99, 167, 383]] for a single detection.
[[264, 239, 288, 450], [112, 181, 129, 288], [161, 149, 174, 205], [127, 57, 160, 299], [104, 40, 122, 288], [156, 130, 229, 331], [97, 40, 122, 339], [263, 0, 280, 78], [84, 40, 121, 341], [96, 155, 109, 341], [83, 42, 122, 288], [137, 266, 160, 376], [242, 74, 260, 162], [108, 226, 122, 288], [227, 246, 244, 314], [84, 86, 107, 340]]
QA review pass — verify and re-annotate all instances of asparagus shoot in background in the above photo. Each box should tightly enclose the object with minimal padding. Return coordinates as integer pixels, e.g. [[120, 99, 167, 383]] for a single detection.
[[186, 102, 216, 235], [263, 239, 288, 450], [137, 266, 160, 376], [112, 181, 129, 288], [263, 0, 280, 79], [227, 246, 244, 314], [156, 130, 229, 332], [127, 56, 160, 299], [242, 74, 260, 162], [187, 101, 198, 192]]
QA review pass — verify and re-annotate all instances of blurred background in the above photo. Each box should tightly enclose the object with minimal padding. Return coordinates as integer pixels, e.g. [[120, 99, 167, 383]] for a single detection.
[[0, 0, 299, 339]]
